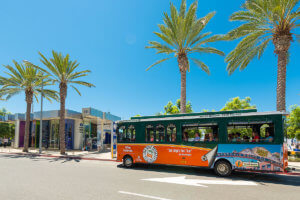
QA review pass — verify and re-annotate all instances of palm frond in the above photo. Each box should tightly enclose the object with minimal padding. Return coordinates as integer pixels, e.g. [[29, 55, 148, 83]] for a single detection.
[[0, 60, 59, 103], [38, 50, 94, 98], [71, 85, 82, 96], [39, 89, 59, 102], [179, 0, 187, 18], [230, 10, 266, 23], [226, 36, 271, 75], [3, 64, 23, 81], [146, 57, 172, 71], [197, 34, 227, 45], [189, 32, 211, 46], [154, 31, 175, 47], [199, 11, 216, 26], [185, 19, 207, 47], [191, 58, 210, 75], [225, 0, 299, 74], [182, 1, 198, 45], [68, 81, 95, 87], [39, 52, 61, 78], [146, 41, 175, 54], [0, 88, 22, 100], [67, 70, 91, 80], [191, 47, 225, 56], [146, 0, 223, 73]]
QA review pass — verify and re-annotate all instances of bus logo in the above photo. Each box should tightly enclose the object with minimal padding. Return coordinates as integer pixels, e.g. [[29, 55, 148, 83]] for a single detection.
[[235, 160, 243, 168], [143, 146, 158, 163]]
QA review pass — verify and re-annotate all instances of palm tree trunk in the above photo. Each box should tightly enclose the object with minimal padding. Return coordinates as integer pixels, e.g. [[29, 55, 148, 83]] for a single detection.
[[59, 83, 67, 155], [276, 51, 287, 112], [273, 35, 292, 112], [180, 70, 187, 113], [23, 91, 33, 152], [178, 53, 189, 113]]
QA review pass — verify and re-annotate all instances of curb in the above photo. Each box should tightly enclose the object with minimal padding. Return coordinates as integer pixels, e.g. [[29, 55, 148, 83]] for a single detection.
[[0, 152, 117, 162]]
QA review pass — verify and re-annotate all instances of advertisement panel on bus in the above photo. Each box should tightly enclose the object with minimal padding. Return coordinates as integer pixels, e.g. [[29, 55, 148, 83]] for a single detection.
[[117, 143, 286, 172]]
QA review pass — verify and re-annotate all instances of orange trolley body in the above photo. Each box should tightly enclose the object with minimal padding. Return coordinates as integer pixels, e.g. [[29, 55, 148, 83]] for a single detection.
[[117, 143, 214, 167]]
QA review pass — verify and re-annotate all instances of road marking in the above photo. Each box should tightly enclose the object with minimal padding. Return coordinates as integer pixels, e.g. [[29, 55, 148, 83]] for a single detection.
[[142, 176, 257, 187], [118, 191, 172, 200]]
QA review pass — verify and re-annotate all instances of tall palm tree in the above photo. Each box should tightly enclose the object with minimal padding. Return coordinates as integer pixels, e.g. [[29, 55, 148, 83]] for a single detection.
[[27, 51, 95, 155], [146, 0, 225, 113], [225, 0, 300, 112], [0, 60, 58, 152]]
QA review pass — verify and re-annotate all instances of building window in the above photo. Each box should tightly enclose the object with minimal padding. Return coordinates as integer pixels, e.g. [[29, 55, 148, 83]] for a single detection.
[[166, 124, 176, 142]]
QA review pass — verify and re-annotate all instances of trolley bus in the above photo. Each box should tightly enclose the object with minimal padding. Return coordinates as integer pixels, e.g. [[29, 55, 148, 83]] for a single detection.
[[116, 109, 288, 176]]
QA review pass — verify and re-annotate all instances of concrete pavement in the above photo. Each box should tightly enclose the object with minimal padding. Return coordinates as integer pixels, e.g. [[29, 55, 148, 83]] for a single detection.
[[2, 147, 300, 172], [0, 147, 114, 161], [0, 154, 299, 200]]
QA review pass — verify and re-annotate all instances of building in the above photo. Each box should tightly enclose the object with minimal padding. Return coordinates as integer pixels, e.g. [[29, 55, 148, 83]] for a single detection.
[[13, 107, 121, 150]]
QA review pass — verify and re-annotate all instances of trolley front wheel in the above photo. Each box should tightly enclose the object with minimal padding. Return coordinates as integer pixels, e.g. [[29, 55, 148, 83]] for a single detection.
[[123, 155, 134, 168]]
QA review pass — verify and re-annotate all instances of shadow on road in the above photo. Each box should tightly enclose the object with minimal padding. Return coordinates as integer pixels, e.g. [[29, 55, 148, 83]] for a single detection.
[[0, 153, 81, 163], [117, 163, 300, 187], [2, 153, 299, 187]]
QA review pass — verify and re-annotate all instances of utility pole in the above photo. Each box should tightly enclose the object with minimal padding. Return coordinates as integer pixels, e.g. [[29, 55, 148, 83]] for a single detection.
[[39, 76, 44, 154], [101, 112, 105, 151]]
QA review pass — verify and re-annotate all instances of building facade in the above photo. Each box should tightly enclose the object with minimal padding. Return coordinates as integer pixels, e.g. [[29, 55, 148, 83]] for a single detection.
[[13, 107, 120, 150]]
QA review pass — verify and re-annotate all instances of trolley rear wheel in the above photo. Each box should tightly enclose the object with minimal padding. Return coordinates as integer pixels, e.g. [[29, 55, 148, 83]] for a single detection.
[[214, 160, 232, 176]]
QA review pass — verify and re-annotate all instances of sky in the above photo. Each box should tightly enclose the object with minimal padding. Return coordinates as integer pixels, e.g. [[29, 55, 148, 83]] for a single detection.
[[0, 0, 299, 120]]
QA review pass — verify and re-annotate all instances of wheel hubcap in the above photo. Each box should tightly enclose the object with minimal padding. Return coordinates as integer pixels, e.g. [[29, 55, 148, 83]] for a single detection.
[[125, 158, 132, 166], [217, 163, 228, 175]]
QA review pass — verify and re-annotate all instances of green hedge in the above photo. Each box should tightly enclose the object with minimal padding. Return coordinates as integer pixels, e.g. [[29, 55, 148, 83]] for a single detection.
[[0, 122, 15, 139]]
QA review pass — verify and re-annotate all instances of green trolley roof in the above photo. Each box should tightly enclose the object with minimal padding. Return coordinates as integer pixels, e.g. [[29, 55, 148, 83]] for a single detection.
[[131, 109, 258, 120], [115, 109, 287, 124]]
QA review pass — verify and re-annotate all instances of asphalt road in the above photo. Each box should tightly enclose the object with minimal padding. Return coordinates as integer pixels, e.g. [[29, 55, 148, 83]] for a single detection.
[[0, 154, 299, 200]]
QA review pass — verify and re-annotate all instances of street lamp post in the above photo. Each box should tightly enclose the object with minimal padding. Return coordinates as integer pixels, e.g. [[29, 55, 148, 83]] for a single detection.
[[39, 75, 44, 154]]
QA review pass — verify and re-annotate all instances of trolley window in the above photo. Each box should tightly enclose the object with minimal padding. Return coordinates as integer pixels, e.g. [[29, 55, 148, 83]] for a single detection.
[[227, 121, 274, 143], [166, 124, 176, 142], [182, 123, 218, 142]]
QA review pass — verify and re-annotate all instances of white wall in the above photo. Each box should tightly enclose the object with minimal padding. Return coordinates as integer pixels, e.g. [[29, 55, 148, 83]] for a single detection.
[[73, 119, 83, 150], [14, 120, 20, 148]]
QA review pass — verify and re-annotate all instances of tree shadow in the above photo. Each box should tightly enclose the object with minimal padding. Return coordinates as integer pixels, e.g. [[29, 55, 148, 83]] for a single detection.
[[0, 153, 81, 163], [117, 163, 300, 187]]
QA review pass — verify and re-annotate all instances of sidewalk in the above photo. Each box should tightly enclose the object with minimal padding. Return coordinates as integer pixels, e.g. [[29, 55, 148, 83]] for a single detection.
[[0, 147, 116, 161]]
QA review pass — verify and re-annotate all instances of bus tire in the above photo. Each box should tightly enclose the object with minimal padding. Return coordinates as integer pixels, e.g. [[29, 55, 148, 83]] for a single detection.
[[214, 160, 232, 177], [123, 155, 134, 168]]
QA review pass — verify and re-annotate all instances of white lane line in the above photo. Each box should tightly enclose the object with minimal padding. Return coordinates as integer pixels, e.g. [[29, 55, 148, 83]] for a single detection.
[[142, 176, 257, 187], [118, 191, 172, 200]]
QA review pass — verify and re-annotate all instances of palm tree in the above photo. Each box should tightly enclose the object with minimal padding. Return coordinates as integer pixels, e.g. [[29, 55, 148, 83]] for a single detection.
[[28, 51, 95, 155], [225, 0, 300, 112], [0, 60, 58, 152], [146, 0, 225, 113]]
